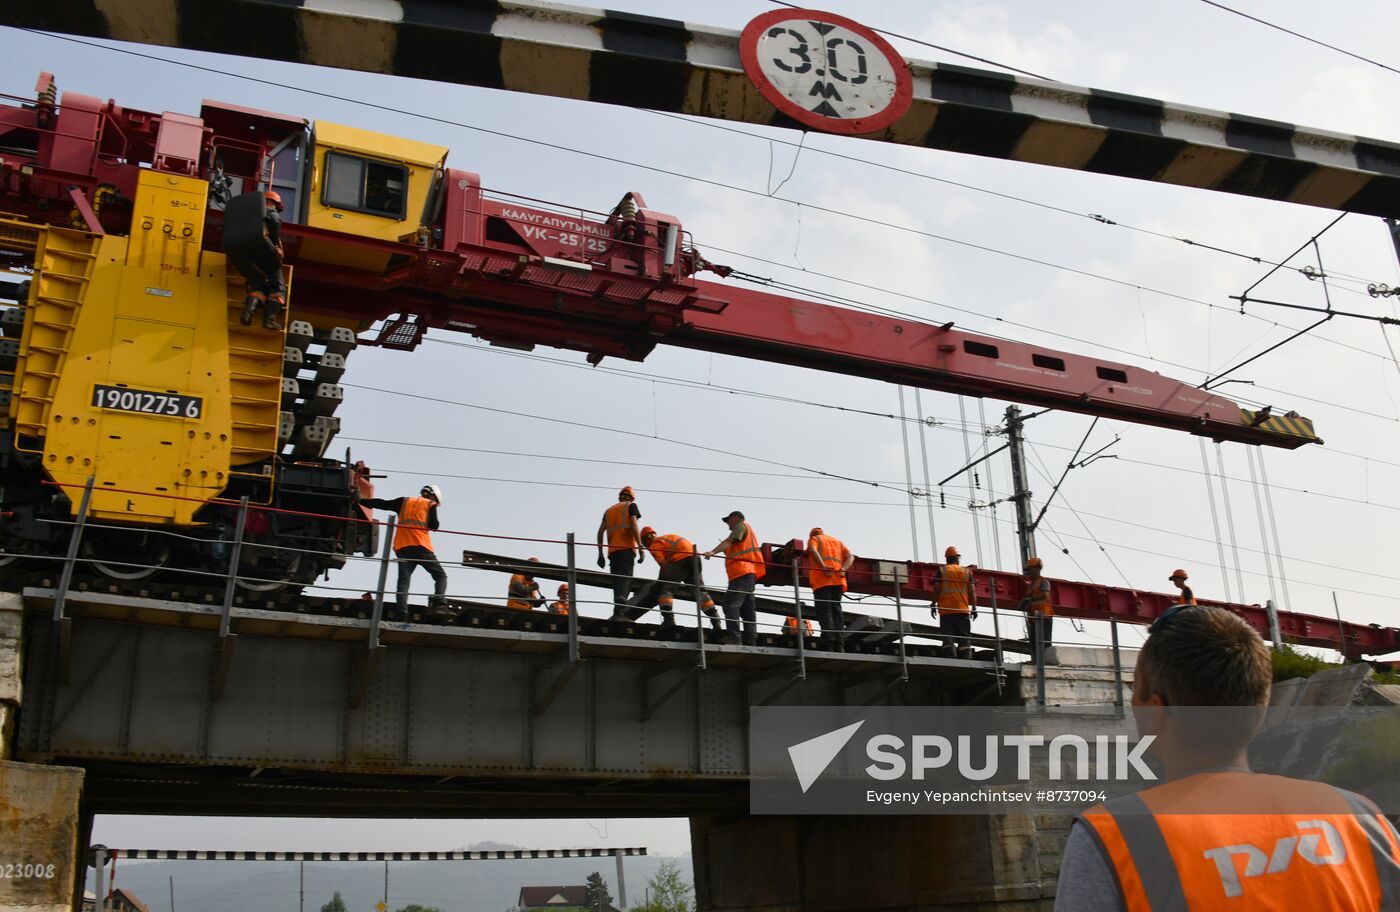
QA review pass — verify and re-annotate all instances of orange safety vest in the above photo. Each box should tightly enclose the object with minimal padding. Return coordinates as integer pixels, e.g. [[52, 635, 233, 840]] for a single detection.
[[506, 573, 538, 610], [1081, 771, 1400, 911], [783, 615, 814, 634], [603, 501, 639, 554], [393, 496, 433, 552], [807, 533, 850, 592], [1176, 585, 1198, 606], [937, 563, 973, 614], [724, 522, 765, 581], [648, 533, 694, 566], [548, 599, 570, 616], [1025, 577, 1052, 616]]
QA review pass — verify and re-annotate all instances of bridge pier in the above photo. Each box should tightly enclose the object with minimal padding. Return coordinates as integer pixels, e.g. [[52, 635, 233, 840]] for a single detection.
[[690, 813, 1047, 911], [1, 594, 88, 912]]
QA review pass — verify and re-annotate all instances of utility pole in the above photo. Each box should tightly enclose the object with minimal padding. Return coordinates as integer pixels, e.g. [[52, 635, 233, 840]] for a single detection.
[[1004, 405, 1037, 566]]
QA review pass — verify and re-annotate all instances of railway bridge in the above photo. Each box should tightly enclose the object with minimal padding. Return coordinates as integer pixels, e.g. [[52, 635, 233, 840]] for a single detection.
[[0, 577, 1126, 912]]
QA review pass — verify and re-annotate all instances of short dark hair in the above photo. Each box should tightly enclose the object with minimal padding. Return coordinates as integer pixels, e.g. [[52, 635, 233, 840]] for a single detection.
[[1139, 606, 1272, 707]]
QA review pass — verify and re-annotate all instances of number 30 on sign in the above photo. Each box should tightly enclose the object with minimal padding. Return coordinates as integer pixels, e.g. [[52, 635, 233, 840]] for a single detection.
[[740, 9, 912, 135]]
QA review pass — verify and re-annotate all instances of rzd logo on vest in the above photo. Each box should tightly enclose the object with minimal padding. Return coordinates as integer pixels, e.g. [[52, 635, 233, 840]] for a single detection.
[[1204, 820, 1345, 898]]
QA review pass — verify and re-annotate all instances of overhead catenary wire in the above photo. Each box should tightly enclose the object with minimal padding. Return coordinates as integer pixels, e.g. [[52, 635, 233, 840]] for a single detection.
[[914, 388, 939, 562], [1244, 447, 1281, 610], [1196, 0, 1400, 78], [896, 386, 922, 558], [1255, 450, 1294, 615], [1198, 438, 1234, 603]]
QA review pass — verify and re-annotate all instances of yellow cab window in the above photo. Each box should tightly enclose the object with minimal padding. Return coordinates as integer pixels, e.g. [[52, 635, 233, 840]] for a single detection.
[[322, 151, 408, 218]]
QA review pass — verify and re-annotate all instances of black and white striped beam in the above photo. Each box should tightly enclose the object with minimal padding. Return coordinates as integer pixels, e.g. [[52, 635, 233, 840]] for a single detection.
[[103, 847, 647, 861], [7, 0, 1400, 217]]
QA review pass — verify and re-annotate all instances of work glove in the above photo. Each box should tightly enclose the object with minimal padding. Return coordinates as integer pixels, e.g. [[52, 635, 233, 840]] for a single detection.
[[596, 555, 606, 569], [637, 550, 646, 564]]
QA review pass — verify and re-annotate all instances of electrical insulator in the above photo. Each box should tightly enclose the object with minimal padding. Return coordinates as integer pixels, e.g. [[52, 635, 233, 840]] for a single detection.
[[974, 471, 981, 489], [939, 488, 946, 508]]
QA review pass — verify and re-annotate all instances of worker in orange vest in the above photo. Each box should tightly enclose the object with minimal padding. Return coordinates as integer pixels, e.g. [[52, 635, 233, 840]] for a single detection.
[[1169, 568, 1197, 606], [595, 485, 645, 614], [1057, 605, 1400, 910], [549, 583, 571, 616], [627, 527, 724, 634], [806, 527, 853, 651], [936, 545, 976, 660], [1020, 556, 1053, 659], [506, 557, 545, 610], [359, 485, 450, 620], [703, 510, 765, 646], [782, 615, 814, 637]]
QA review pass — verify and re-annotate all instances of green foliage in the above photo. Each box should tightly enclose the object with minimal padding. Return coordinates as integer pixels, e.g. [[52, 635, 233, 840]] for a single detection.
[[1271, 644, 1342, 681], [631, 860, 693, 912], [321, 892, 347, 912], [1271, 645, 1399, 686], [395, 905, 444, 912], [584, 872, 614, 912]]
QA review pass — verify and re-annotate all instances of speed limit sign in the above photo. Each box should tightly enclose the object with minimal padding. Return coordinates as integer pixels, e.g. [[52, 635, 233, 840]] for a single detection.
[[740, 9, 913, 135]]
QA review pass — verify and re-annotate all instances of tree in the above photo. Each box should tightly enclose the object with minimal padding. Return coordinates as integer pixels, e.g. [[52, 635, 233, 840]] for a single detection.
[[321, 893, 347, 912], [633, 861, 693, 912], [395, 906, 444, 912], [584, 871, 614, 912]]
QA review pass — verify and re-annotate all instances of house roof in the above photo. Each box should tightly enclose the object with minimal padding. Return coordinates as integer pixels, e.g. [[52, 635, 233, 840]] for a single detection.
[[111, 888, 151, 912], [518, 885, 588, 907]]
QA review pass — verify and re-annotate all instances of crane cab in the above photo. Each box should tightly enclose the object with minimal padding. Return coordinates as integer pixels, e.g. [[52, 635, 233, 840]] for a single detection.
[[299, 121, 447, 273]]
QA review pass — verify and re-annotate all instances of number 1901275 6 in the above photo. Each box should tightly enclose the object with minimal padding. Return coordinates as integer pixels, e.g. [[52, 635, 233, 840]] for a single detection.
[[91, 384, 203, 419]]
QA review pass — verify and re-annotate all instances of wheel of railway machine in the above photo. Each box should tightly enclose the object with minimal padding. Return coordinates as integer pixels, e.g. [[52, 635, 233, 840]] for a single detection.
[[233, 546, 304, 593], [80, 528, 171, 581]]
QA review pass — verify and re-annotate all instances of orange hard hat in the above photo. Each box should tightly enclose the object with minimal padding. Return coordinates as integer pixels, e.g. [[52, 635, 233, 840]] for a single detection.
[[619, 485, 635, 499], [809, 527, 823, 537], [1169, 568, 1189, 580], [640, 526, 656, 539], [528, 556, 540, 563], [264, 190, 283, 210], [1025, 556, 1044, 570], [558, 583, 569, 595], [945, 546, 960, 559]]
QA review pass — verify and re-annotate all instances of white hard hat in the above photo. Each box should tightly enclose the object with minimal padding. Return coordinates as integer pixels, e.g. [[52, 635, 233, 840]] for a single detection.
[[421, 484, 443, 503]]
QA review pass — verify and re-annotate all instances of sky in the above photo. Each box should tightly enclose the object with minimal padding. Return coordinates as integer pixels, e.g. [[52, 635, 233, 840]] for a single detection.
[[5, 0, 1400, 864]]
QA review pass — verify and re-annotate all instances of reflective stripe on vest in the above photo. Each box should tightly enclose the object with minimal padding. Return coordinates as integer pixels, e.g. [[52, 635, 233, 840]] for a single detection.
[[649, 533, 693, 566], [725, 522, 765, 581], [393, 496, 433, 552], [807, 534, 849, 592], [1026, 578, 1052, 616], [604, 501, 638, 554], [1080, 773, 1400, 911], [937, 563, 973, 614]]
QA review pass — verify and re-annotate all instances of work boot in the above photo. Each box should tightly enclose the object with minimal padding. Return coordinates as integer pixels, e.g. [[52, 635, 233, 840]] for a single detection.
[[427, 596, 455, 622], [262, 300, 284, 331], [240, 296, 259, 326], [659, 612, 676, 630], [742, 631, 757, 647], [957, 646, 975, 660], [939, 645, 957, 659], [709, 617, 724, 635]]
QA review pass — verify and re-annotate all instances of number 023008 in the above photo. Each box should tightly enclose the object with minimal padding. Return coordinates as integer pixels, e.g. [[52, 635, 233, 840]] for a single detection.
[[91, 384, 203, 419]]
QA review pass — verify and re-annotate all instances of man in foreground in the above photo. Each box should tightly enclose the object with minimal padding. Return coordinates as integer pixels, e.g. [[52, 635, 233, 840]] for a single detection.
[[1055, 606, 1400, 910]]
